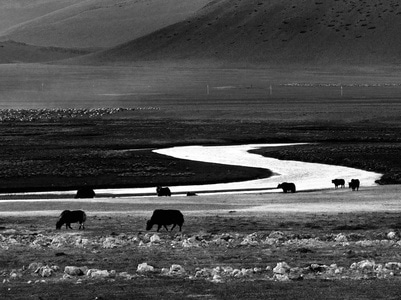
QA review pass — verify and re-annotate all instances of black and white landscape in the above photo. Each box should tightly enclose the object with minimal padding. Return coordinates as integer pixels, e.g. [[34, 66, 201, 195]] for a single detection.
[[1, 1, 401, 299]]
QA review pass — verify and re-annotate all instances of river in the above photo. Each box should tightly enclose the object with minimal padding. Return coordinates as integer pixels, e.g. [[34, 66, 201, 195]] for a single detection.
[[9, 143, 382, 197]]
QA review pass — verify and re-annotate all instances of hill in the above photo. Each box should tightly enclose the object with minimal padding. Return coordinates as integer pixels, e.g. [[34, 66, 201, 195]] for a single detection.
[[0, 40, 93, 63], [0, 0, 213, 49], [0, 0, 82, 35], [88, 0, 401, 66]]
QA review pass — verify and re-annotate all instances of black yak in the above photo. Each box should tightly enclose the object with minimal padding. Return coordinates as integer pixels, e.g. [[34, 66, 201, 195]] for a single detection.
[[156, 186, 171, 196], [56, 210, 86, 230], [277, 182, 296, 193], [75, 187, 95, 199], [348, 179, 360, 191], [332, 179, 345, 188], [146, 209, 184, 232]]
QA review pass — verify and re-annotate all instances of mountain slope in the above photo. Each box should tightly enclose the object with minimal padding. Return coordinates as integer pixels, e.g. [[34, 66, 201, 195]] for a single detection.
[[90, 0, 401, 65], [1, 0, 213, 49], [0, 0, 82, 34], [0, 40, 93, 63]]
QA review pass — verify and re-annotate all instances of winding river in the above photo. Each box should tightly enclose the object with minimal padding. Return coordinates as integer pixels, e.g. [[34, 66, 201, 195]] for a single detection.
[[149, 143, 382, 194], [14, 143, 381, 197]]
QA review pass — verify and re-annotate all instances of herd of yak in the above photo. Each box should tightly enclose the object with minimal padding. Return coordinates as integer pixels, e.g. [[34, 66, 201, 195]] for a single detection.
[[277, 178, 360, 193], [57, 179, 360, 232]]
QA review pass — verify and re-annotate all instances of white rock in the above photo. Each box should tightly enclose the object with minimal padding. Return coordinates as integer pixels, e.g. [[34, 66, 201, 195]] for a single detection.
[[160, 268, 169, 275], [39, 266, 53, 277], [351, 260, 376, 270], [335, 233, 348, 242], [273, 262, 291, 274], [137, 263, 154, 273], [387, 232, 397, 240], [150, 234, 161, 243], [168, 264, 186, 276], [385, 262, 401, 270], [273, 274, 290, 281], [90, 270, 110, 278], [211, 274, 223, 283]]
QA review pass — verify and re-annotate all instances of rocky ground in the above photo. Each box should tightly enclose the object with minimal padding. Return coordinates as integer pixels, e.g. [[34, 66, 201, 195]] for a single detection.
[[2, 229, 401, 284], [2, 195, 401, 299]]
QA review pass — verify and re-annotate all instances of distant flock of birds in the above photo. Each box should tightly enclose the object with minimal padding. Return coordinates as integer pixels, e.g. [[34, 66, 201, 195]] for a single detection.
[[57, 179, 361, 232]]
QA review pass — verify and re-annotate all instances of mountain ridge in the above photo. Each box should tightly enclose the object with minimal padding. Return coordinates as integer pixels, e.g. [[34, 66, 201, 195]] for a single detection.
[[1, 0, 212, 48], [3, 0, 401, 66], [87, 0, 401, 66]]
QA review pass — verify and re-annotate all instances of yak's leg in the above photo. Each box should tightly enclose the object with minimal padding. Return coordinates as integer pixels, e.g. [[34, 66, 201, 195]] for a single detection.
[[170, 224, 177, 231], [68, 223, 73, 229], [157, 225, 162, 232], [163, 225, 169, 231]]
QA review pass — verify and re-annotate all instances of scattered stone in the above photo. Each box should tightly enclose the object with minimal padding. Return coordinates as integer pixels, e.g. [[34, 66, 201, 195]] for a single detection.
[[88, 269, 110, 278], [38, 265, 54, 277], [269, 231, 285, 240], [150, 234, 161, 243], [273, 262, 291, 275], [335, 233, 348, 242], [64, 266, 87, 276], [385, 262, 401, 270], [28, 262, 43, 271], [350, 260, 376, 271], [137, 263, 154, 273], [9, 270, 22, 279], [167, 264, 186, 276], [241, 233, 259, 246], [387, 231, 398, 240]]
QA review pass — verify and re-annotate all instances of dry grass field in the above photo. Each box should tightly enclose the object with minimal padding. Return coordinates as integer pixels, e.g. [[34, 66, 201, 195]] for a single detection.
[[2, 187, 401, 299]]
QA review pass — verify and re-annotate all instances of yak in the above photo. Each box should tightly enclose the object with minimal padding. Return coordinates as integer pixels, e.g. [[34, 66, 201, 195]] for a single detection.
[[332, 179, 345, 189], [156, 186, 171, 197], [146, 209, 184, 232], [348, 179, 360, 191], [75, 187, 95, 199], [277, 182, 296, 193], [56, 210, 86, 230]]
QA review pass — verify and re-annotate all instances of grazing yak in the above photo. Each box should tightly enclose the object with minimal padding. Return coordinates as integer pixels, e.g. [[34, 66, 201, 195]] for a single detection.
[[156, 186, 171, 197], [348, 179, 360, 191], [277, 182, 296, 193], [56, 210, 86, 230], [75, 187, 95, 199], [332, 179, 345, 189], [146, 209, 184, 232]]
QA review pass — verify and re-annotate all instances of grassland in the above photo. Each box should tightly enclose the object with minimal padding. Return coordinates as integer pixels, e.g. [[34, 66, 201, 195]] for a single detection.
[[2, 187, 401, 299]]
